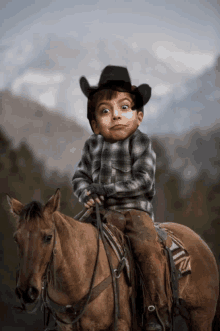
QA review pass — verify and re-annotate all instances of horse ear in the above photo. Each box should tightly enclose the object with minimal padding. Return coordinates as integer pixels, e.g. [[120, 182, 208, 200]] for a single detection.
[[44, 188, 61, 215], [7, 195, 24, 216]]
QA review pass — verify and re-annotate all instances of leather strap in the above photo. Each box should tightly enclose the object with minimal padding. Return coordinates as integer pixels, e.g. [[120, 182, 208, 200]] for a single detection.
[[164, 247, 179, 305], [95, 203, 120, 330], [155, 225, 168, 242]]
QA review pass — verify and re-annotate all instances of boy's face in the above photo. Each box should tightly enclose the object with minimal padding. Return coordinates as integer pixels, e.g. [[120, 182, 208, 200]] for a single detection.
[[91, 92, 143, 142]]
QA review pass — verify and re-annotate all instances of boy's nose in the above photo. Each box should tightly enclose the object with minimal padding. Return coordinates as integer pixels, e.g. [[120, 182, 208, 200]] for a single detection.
[[112, 108, 121, 120]]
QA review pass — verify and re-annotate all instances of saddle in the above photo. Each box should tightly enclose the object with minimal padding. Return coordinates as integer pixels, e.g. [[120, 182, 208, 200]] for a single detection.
[[80, 209, 191, 280]]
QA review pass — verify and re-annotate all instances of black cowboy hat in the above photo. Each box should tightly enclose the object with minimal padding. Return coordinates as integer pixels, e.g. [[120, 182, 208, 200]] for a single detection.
[[79, 65, 152, 110]]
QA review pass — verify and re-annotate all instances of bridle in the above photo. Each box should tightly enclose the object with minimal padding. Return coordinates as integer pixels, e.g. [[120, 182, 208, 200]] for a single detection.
[[14, 224, 57, 316], [15, 204, 120, 331], [41, 212, 101, 330]]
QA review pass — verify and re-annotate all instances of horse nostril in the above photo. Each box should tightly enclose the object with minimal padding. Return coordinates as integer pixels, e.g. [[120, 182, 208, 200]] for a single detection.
[[15, 285, 39, 303], [28, 287, 39, 301], [15, 286, 22, 299]]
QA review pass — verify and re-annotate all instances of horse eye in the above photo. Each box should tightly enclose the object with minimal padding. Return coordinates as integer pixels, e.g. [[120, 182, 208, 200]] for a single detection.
[[43, 235, 52, 243], [13, 234, 18, 243]]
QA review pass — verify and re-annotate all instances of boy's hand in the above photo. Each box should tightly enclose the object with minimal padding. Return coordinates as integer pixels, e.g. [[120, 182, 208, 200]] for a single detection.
[[83, 190, 104, 209]]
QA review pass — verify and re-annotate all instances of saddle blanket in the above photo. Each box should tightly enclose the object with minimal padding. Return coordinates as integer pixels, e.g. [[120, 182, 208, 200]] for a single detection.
[[164, 229, 191, 278]]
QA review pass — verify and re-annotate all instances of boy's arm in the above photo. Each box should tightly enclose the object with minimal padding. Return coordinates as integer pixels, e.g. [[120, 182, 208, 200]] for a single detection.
[[103, 136, 156, 198], [72, 141, 93, 204]]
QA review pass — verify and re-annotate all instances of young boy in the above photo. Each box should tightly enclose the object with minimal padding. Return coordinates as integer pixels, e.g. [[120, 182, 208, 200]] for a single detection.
[[72, 65, 170, 331]]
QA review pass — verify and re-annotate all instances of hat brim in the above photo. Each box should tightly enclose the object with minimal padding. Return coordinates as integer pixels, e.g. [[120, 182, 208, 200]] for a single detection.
[[79, 77, 151, 107], [134, 84, 151, 108], [79, 76, 92, 97]]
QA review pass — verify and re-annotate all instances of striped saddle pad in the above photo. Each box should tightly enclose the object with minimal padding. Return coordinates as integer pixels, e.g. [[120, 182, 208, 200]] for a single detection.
[[163, 228, 191, 278]]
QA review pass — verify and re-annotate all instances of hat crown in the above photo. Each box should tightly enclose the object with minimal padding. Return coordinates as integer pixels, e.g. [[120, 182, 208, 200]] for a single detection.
[[98, 65, 131, 86]]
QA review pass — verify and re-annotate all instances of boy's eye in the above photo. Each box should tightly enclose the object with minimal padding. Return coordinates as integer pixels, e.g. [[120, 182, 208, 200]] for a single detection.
[[122, 104, 129, 110], [102, 108, 110, 114]]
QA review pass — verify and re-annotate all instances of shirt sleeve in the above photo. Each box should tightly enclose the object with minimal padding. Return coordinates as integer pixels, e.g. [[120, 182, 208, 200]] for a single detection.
[[72, 140, 93, 203], [103, 135, 156, 198]]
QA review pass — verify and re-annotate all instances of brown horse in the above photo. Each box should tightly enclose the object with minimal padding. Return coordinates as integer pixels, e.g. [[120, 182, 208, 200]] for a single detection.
[[8, 189, 219, 331]]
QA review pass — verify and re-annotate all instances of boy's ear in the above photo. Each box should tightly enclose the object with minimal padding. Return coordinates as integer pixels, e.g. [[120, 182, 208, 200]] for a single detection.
[[137, 111, 144, 125], [91, 120, 100, 134]]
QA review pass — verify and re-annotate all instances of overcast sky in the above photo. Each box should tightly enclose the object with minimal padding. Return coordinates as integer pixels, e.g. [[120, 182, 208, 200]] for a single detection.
[[1, 0, 220, 134]]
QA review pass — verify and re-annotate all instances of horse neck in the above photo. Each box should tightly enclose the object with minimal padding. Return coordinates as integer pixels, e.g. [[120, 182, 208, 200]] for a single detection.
[[49, 211, 98, 304]]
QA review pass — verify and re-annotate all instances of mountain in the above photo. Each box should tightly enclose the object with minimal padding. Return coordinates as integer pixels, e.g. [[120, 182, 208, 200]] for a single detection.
[[145, 56, 220, 196], [143, 55, 220, 135], [152, 123, 220, 193], [0, 90, 90, 177]]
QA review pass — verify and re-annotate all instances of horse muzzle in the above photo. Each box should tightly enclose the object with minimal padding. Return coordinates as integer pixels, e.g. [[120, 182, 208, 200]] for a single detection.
[[15, 285, 40, 304]]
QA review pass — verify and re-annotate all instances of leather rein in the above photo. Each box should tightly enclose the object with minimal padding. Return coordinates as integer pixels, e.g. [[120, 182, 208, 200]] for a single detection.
[[15, 204, 122, 330]]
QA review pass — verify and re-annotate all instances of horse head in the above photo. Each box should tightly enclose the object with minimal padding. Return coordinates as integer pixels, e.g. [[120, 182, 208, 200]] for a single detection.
[[7, 189, 60, 306]]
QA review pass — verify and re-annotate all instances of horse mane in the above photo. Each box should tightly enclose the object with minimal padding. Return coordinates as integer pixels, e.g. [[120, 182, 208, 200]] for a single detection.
[[20, 201, 44, 222]]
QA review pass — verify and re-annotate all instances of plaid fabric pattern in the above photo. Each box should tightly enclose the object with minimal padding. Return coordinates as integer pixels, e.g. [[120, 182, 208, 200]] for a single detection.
[[72, 129, 156, 218]]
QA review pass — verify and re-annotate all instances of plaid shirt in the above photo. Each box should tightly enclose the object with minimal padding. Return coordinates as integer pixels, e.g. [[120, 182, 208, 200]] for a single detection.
[[72, 129, 156, 218]]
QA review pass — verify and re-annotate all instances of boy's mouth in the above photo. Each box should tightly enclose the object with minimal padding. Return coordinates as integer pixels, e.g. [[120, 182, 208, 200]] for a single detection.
[[111, 124, 126, 129]]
